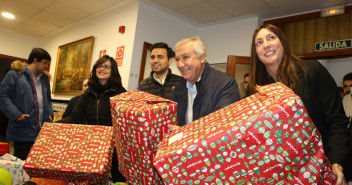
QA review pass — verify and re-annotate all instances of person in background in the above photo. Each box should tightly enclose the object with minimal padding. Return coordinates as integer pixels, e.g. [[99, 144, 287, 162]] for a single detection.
[[343, 72, 352, 97], [62, 78, 89, 119], [342, 73, 352, 121], [137, 42, 182, 99], [0, 48, 53, 160], [168, 36, 240, 131], [248, 24, 350, 183], [243, 72, 250, 98], [56, 55, 126, 182], [341, 73, 352, 165]]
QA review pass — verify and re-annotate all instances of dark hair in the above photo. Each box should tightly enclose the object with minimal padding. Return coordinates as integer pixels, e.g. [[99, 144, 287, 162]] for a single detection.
[[249, 24, 306, 94], [28, 48, 51, 64], [343, 72, 352, 82], [89, 55, 122, 88], [151, 42, 174, 59], [244, 73, 249, 78]]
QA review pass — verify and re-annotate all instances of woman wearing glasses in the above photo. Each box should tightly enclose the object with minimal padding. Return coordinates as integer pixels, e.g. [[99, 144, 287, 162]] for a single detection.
[[57, 55, 126, 182]]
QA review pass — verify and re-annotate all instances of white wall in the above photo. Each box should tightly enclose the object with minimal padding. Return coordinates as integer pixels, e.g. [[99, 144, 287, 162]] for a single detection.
[[40, 1, 139, 100], [0, 28, 39, 59], [128, 1, 198, 90], [325, 57, 352, 86], [199, 17, 259, 64], [1, 0, 350, 98]]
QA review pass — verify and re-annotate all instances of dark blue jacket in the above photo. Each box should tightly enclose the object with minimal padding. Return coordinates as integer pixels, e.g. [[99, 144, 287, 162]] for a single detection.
[[172, 62, 240, 126], [0, 61, 53, 141]]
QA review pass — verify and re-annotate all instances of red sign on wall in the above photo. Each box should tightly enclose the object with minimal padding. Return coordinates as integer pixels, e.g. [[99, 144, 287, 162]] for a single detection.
[[99, 50, 106, 58], [116, 46, 124, 66]]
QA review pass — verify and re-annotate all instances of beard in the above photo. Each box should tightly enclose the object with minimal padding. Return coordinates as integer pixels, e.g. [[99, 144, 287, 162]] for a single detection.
[[154, 67, 168, 75]]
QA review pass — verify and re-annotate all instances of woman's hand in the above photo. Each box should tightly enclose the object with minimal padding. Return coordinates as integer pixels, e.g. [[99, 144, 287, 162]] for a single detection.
[[16, 114, 29, 121], [332, 163, 347, 185], [167, 124, 180, 132]]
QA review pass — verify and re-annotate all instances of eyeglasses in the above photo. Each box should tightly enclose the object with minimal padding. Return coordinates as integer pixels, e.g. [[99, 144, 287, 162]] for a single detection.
[[97, 64, 111, 69]]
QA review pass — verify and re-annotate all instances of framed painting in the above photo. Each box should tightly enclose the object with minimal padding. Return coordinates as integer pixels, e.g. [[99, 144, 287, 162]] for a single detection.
[[53, 36, 94, 95]]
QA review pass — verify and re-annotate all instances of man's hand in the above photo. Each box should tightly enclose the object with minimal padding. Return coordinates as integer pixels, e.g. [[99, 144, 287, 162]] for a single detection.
[[167, 124, 180, 132], [49, 115, 53, 122], [332, 163, 346, 185], [16, 114, 29, 121]]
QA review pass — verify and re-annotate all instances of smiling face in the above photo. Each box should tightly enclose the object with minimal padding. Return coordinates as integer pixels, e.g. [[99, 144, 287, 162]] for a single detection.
[[255, 28, 284, 72], [96, 60, 112, 85], [150, 48, 172, 75], [175, 41, 206, 85]]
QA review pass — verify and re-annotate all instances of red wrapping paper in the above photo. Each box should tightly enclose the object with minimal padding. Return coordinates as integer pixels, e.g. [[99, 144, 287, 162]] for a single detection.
[[23, 123, 114, 182], [154, 83, 335, 184], [110, 90, 177, 185]]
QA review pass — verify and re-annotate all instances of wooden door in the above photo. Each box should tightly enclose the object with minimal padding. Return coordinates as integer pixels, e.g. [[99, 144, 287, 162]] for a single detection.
[[138, 42, 152, 84], [227, 55, 250, 97]]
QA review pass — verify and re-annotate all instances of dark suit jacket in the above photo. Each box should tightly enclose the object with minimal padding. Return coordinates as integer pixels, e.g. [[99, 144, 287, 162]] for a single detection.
[[172, 62, 240, 126]]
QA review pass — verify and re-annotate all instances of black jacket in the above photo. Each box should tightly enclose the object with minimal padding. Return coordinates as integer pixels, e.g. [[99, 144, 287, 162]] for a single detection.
[[172, 62, 240, 126], [139, 69, 182, 99], [62, 95, 80, 119], [265, 60, 349, 165], [57, 84, 126, 126], [295, 61, 349, 165]]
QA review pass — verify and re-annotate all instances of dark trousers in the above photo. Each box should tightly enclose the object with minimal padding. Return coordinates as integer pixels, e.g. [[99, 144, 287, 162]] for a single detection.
[[13, 141, 34, 160], [112, 150, 126, 182]]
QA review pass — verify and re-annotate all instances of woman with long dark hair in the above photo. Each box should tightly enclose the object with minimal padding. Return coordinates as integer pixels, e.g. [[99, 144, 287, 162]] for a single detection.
[[57, 55, 126, 182], [249, 24, 350, 184]]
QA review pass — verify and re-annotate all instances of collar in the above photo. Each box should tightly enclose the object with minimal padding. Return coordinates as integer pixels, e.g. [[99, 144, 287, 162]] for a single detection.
[[186, 76, 201, 89], [25, 65, 43, 80]]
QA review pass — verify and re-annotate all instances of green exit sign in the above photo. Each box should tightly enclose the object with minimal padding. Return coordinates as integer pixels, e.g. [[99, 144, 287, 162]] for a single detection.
[[315, 40, 352, 51]]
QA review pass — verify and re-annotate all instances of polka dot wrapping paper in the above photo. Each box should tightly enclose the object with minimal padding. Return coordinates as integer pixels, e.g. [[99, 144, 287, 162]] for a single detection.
[[110, 90, 177, 185], [23, 123, 114, 183], [154, 82, 335, 185]]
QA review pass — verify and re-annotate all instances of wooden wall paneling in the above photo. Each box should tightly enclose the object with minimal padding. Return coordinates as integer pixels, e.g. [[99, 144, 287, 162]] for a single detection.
[[264, 5, 352, 59]]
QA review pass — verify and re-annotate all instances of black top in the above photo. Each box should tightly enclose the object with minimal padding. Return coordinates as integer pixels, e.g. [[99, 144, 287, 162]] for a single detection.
[[62, 95, 81, 119], [265, 60, 349, 165], [139, 69, 182, 100], [57, 84, 126, 126]]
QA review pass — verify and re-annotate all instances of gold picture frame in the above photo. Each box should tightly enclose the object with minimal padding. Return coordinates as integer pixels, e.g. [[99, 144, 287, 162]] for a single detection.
[[53, 36, 94, 95]]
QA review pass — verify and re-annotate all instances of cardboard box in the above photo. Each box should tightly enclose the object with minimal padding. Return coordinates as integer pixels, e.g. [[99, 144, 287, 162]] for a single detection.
[[23, 123, 114, 183], [110, 90, 177, 185], [154, 83, 335, 184]]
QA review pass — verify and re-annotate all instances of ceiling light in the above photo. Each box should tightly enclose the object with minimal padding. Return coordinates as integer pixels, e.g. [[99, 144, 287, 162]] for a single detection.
[[321, 4, 345, 17], [1, 12, 15, 19]]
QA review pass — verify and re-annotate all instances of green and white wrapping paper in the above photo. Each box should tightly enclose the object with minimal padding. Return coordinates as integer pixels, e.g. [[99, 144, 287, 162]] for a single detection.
[[154, 83, 335, 185]]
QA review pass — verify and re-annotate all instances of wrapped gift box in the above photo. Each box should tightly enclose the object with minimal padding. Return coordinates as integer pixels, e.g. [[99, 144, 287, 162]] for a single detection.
[[154, 83, 335, 184], [0, 154, 30, 185], [110, 90, 177, 185], [23, 123, 114, 183]]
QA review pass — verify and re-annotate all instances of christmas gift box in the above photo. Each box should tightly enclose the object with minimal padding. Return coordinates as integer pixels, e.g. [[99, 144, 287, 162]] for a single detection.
[[23, 123, 114, 183], [110, 90, 177, 185], [154, 83, 335, 185], [0, 154, 30, 185]]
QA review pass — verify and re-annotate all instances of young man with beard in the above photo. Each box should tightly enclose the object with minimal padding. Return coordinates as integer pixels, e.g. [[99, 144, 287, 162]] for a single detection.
[[138, 42, 182, 99], [0, 48, 53, 160]]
